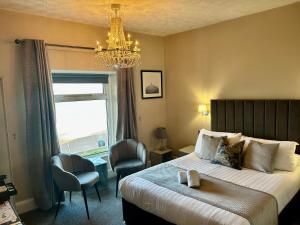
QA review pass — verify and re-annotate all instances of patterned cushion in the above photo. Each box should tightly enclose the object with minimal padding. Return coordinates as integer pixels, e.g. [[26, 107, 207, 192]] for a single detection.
[[212, 138, 245, 170]]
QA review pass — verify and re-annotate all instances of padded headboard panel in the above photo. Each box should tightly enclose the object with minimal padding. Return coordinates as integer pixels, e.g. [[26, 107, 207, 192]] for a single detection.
[[211, 100, 300, 144]]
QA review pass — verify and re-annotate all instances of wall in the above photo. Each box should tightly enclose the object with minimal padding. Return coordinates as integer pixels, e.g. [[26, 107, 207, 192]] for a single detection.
[[165, 3, 300, 151], [0, 9, 165, 209]]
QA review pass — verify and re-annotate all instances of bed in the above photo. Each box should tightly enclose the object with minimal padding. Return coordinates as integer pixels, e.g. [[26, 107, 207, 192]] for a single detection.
[[120, 100, 300, 225]]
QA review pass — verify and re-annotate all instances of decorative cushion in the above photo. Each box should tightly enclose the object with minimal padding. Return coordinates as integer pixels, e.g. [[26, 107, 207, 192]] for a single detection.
[[197, 134, 224, 160], [242, 136, 298, 171], [212, 139, 245, 170], [195, 129, 242, 157], [243, 140, 279, 173]]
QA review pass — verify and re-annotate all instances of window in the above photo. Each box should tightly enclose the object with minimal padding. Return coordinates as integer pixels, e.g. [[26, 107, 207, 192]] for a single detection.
[[52, 71, 117, 157]]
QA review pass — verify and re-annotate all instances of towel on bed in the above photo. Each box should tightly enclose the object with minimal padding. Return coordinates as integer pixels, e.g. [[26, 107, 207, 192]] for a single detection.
[[177, 170, 187, 184], [187, 170, 200, 187]]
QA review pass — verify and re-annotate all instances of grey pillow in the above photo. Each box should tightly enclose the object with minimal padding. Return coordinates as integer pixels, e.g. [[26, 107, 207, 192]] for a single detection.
[[243, 140, 279, 173], [197, 134, 224, 160]]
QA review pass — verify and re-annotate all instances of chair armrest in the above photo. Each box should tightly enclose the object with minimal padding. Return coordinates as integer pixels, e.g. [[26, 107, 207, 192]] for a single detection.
[[137, 143, 147, 167], [109, 140, 127, 171], [52, 165, 81, 191], [71, 155, 95, 173]]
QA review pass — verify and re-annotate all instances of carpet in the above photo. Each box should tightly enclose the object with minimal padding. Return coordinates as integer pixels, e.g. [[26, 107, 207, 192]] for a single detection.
[[21, 178, 123, 225]]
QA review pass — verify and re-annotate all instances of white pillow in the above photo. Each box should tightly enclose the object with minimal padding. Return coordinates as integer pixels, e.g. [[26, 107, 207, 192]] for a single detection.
[[195, 129, 242, 159], [242, 136, 299, 172]]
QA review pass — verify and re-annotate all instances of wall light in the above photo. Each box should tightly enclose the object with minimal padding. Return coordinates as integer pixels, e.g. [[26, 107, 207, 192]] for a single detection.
[[198, 104, 209, 116]]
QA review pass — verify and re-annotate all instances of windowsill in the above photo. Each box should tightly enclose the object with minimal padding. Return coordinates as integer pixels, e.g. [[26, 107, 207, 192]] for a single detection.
[[83, 151, 108, 159], [78, 147, 108, 158]]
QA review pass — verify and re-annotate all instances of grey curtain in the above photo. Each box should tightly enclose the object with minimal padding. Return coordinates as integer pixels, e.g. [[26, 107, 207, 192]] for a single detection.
[[21, 40, 60, 210], [116, 68, 137, 140]]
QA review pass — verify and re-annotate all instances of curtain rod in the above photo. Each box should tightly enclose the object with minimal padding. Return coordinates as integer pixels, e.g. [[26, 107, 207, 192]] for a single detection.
[[14, 39, 95, 51]]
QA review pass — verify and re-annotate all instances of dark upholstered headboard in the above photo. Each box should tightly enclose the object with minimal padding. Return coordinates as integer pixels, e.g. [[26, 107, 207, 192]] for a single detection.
[[211, 100, 300, 145]]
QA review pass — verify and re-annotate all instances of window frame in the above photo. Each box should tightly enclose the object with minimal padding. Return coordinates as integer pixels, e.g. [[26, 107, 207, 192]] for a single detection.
[[51, 70, 115, 157], [54, 93, 108, 103]]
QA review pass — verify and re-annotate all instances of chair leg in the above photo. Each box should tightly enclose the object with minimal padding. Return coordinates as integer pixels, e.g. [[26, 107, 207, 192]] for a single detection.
[[116, 173, 121, 198], [94, 184, 101, 202], [55, 190, 63, 218], [69, 191, 72, 202], [82, 189, 90, 220]]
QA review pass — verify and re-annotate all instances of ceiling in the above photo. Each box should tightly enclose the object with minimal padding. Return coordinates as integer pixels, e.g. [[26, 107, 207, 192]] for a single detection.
[[0, 0, 299, 36]]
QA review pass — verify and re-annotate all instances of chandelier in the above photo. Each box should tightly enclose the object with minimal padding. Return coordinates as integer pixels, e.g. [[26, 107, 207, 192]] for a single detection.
[[95, 4, 141, 69]]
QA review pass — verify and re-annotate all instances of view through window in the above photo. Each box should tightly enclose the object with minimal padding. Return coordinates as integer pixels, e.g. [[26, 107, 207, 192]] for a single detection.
[[53, 80, 109, 157]]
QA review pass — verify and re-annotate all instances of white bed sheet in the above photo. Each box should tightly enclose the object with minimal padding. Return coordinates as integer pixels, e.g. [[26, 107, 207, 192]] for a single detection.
[[120, 153, 300, 225]]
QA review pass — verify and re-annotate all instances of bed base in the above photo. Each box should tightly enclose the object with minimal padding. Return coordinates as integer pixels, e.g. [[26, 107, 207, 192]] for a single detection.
[[123, 189, 300, 225], [122, 198, 174, 225]]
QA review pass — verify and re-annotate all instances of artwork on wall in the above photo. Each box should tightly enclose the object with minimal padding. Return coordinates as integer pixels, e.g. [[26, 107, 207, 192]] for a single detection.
[[141, 70, 163, 99]]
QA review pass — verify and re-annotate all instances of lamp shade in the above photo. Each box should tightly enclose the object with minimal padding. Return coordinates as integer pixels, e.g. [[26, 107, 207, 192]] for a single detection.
[[155, 127, 167, 139], [198, 104, 209, 116]]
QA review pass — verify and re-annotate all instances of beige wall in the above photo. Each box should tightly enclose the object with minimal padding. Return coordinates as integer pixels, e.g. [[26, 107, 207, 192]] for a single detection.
[[165, 3, 300, 151], [0, 9, 165, 204]]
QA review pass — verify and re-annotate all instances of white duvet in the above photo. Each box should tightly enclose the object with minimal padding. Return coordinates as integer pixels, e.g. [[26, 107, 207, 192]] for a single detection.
[[120, 153, 300, 225]]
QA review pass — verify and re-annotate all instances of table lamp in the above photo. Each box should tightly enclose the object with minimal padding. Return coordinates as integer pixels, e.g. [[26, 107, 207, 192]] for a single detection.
[[155, 127, 167, 151]]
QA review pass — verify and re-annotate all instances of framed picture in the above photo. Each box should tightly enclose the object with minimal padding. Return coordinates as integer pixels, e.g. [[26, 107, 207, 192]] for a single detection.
[[141, 70, 163, 99]]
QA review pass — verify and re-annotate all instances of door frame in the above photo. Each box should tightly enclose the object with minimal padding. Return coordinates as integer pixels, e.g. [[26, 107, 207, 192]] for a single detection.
[[0, 77, 13, 182]]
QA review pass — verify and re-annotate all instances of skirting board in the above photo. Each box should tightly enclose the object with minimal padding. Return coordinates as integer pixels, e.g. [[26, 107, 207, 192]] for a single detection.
[[16, 198, 37, 214]]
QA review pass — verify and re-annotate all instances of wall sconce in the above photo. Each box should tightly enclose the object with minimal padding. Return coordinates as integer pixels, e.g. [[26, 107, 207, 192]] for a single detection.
[[198, 104, 209, 116]]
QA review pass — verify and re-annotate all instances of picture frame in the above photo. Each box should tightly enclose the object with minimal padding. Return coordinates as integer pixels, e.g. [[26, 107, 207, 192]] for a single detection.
[[141, 70, 163, 99]]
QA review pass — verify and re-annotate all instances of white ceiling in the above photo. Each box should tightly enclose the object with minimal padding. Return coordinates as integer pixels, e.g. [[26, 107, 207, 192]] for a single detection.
[[0, 0, 299, 36]]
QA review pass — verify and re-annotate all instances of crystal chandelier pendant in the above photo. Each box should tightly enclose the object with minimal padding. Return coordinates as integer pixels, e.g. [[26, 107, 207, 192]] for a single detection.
[[95, 4, 141, 69]]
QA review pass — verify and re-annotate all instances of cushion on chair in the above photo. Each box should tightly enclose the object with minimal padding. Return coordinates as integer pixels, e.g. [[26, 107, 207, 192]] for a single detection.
[[76, 171, 99, 189], [114, 159, 144, 175]]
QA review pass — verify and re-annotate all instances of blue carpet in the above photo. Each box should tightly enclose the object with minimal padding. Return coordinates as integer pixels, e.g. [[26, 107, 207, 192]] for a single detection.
[[21, 178, 123, 225]]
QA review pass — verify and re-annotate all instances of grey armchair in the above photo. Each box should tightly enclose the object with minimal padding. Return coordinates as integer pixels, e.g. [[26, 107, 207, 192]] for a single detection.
[[51, 153, 101, 219], [109, 139, 147, 197]]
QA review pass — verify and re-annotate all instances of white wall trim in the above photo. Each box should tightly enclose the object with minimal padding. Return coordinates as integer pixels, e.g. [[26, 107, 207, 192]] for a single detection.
[[16, 198, 37, 214]]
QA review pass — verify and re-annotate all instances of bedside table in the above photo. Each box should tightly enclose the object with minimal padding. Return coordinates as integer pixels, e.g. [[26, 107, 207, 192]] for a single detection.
[[178, 145, 195, 157], [150, 149, 173, 166], [86, 155, 108, 190]]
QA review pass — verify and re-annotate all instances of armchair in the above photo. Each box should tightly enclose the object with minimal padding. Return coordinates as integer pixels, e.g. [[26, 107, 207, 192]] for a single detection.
[[109, 139, 147, 197], [51, 153, 101, 219]]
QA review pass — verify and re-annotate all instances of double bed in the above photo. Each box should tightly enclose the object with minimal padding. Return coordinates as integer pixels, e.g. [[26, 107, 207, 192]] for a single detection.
[[120, 100, 300, 225]]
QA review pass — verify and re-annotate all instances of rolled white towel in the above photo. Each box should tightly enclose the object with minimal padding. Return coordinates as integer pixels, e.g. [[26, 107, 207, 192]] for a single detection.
[[187, 170, 200, 188], [177, 170, 187, 184]]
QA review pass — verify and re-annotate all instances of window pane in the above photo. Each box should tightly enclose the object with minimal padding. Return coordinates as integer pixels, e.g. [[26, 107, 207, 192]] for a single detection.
[[53, 83, 103, 95], [55, 100, 108, 156]]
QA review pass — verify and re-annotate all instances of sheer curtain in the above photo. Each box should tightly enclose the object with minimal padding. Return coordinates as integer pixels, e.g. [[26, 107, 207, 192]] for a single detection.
[[21, 39, 60, 210], [106, 73, 118, 146]]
